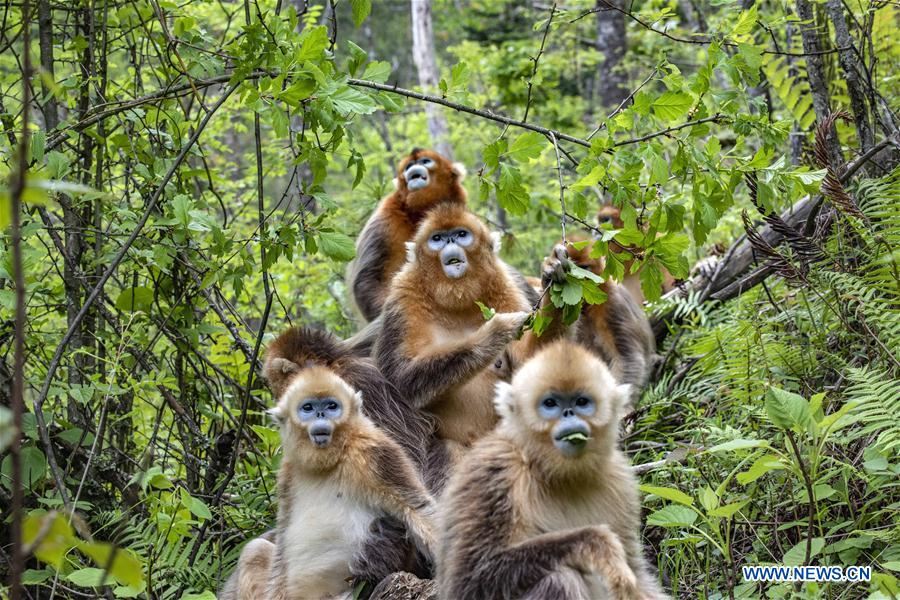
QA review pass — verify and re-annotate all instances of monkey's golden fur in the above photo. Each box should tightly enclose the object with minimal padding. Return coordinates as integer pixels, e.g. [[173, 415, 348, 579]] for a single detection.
[[347, 149, 467, 321], [221, 366, 437, 600], [437, 341, 668, 600], [375, 204, 559, 489]]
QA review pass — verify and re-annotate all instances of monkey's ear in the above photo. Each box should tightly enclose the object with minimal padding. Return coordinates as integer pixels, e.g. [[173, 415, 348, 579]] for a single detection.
[[451, 162, 467, 180], [490, 231, 502, 254], [493, 381, 515, 420], [268, 357, 300, 376], [392, 177, 400, 189], [267, 404, 285, 424], [405, 241, 417, 263]]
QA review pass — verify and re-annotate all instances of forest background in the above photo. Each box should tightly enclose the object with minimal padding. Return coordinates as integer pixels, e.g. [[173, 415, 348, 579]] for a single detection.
[[0, 0, 898, 598]]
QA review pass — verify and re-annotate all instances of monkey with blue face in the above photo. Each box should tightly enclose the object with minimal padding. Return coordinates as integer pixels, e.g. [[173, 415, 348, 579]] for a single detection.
[[221, 366, 437, 600], [437, 340, 668, 600]]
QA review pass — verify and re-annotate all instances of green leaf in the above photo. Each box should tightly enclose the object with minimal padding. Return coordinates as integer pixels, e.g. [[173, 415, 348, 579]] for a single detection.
[[317, 231, 356, 261], [22, 569, 52, 585], [507, 131, 544, 162], [349, 0, 371, 27], [23, 512, 77, 568], [709, 500, 748, 518], [1, 446, 48, 490], [298, 26, 328, 61], [115, 286, 154, 313], [640, 485, 694, 506], [707, 438, 769, 453], [647, 504, 698, 527], [571, 163, 605, 192], [496, 164, 529, 215], [782, 537, 824, 566], [765, 387, 811, 431], [329, 86, 377, 116], [652, 91, 693, 122], [362, 61, 391, 84], [560, 281, 583, 305], [67, 567, 111, 587], [475, 301, 496, 321], [78, 542, 144, 587], [736, 454, 784, 485]]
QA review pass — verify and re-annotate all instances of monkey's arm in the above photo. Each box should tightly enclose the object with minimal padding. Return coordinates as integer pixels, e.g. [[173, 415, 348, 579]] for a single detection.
[[355, 437, 438, 562], [376, 306, 527, 408], [457, 526, 636, 599], [348, 217, 391, 322]]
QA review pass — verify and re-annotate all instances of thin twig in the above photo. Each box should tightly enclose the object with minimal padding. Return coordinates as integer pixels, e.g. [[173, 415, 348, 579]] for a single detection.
[[549, 131, 568, 244]]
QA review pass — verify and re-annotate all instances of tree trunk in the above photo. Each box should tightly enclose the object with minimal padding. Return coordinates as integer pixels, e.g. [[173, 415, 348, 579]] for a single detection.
[[794, 0, 843, 171], [824, 0, 874, 156], [595, 0, 628, 107], [410, 0, 452, 158]]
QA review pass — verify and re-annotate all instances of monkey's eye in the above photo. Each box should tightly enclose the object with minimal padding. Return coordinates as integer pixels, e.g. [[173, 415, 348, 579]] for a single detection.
[[421, 158, 435, 167], [326, 401, 339, 411], [431, 234, 442, 242], [541, 398, 557, 409], [300, 403, 314, 413], [457, 230, 467, 238], [599, 216, 612, 224], [575, 397, 591, 407]]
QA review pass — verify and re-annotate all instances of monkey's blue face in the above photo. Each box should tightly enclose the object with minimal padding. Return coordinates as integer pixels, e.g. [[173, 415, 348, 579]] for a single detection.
[[427, 228, 474, 279], [538, 393, 596, 457], [298, 397, 343, 447], [404, 156, 437, 191]]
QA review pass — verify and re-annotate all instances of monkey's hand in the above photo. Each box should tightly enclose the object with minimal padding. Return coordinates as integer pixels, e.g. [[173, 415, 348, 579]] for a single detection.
[[575, 525, 639, 599], [541, 244, 571, 288], [486, 311, 531, 342]]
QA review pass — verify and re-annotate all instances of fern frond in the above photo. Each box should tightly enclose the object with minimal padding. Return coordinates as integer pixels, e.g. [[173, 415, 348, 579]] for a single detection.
[[847, 367, 900, 452]]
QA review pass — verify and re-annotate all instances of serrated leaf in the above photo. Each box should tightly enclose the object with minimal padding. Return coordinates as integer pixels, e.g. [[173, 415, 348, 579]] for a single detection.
[[329, 86, 377, 116], [362, 61, 391, 84], [765, 387, 811, 431], [647, 504, 698, 527], [317, 231, 356, 261], [640, 485, 694, 506], [496, 164, 529, 215], [560, 281, 583, 305], [571, 163, 605, 192], [507, 131, 544, 162], [349, 0, 371, 27], [652, 91, 693, 123]]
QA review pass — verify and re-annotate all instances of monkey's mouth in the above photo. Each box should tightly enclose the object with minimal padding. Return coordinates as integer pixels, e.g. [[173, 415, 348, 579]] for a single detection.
[[553, 427, 591, 456], [308, 426, 333, 448], [440, 247, 468, 278], [405, 165, 430, 191]]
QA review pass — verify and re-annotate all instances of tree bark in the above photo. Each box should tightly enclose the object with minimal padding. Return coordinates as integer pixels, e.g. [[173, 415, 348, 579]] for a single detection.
[[595, 0, 628, 107], [794, 0, 843, 171], [824, 0, 874, 156], [410, 0, 452, 158]]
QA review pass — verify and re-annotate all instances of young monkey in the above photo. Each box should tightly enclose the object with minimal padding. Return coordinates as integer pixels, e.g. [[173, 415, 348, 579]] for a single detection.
[[240, 366, 436, 600], [437, 340, 668, 600]]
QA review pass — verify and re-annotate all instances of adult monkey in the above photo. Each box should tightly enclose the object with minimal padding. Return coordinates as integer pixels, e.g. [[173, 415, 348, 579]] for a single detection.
[[438, 341, 668, 600], [347, 148, 468, 322], [539, 238, 657, 395], [375, 204, 566, 491]]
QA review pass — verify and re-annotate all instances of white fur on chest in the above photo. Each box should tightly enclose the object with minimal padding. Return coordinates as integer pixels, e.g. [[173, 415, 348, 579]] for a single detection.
[[282, 477, 377, 599]]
